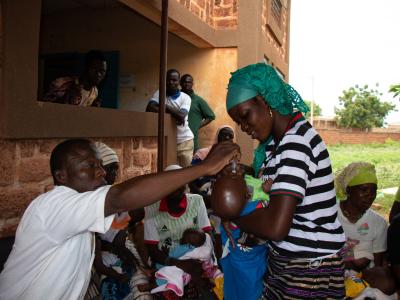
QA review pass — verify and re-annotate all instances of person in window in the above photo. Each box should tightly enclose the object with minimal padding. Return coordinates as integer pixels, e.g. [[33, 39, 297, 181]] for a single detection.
[[42, 50, 107, 107], [146, 69, 194, 167]]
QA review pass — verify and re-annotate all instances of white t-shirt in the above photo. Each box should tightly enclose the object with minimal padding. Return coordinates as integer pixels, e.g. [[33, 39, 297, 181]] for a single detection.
[[149, 90, 194, 144], [0, 185, 114, 300], [338, 207, 388, 263], [144, 193, 211, 252]]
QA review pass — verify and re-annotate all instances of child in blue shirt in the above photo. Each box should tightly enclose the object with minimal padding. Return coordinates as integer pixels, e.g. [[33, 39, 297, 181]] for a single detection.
[[211, 164, 269, 300]]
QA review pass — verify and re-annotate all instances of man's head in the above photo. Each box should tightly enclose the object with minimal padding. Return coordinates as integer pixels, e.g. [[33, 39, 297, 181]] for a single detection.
[[164, 164, 186, 204], [84, 50, 107, 87], [50, 139, 107, 193], [180, 74, 193, 95], [94, 142, 120, 185], [166, 69, 180, 95]]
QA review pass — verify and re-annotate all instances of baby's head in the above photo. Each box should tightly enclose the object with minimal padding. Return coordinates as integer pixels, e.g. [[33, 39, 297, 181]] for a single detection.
[[210, 163, 250, 220], [180, 229, 206, 247]]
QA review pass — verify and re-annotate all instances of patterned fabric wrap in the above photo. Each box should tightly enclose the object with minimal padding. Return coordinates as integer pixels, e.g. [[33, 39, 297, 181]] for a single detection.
[[226, 63, 309, 115], [335, 162, 377, 200], [262, 249, 345, 299]]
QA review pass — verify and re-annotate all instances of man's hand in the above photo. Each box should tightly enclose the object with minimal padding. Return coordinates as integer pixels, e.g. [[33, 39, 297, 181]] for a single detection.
[[202, 142, 240, 176]]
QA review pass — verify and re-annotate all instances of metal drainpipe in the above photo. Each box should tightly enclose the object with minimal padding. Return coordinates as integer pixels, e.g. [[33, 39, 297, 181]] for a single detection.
[[157, 0, 169, 173]]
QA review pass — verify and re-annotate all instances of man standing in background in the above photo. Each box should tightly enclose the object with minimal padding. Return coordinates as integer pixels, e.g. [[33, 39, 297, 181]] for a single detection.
[[146, 69, 194, 167], [181, 74, 215, 151]]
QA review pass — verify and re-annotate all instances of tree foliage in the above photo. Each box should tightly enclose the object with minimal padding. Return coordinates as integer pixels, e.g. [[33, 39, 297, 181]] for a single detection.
[[304, 100, 322, 118], [334, 84, 395, 129], [389, 83, 400, 99]]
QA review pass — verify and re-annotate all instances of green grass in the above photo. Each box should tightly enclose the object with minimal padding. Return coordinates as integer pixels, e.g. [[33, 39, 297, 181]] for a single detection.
[[327, 139, 400, 219]]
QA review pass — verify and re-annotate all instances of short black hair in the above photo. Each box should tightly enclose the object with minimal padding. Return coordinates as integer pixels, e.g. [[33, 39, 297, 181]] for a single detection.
[[167, 68, 180, 78], [84, 50, 106, 68], [180, 74, 193, 84], [50, 139, 92, 184]]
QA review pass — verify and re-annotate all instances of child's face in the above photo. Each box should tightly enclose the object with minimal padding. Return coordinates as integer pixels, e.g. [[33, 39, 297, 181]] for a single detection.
[[181, 230, 206, 247]]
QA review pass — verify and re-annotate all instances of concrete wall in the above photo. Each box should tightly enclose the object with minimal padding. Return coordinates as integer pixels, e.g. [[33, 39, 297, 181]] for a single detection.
[[0, 137, 158, 237], [40, 6, 237, 149]]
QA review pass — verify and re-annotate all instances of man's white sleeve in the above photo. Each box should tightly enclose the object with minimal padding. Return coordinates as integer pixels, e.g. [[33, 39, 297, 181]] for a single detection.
[[149, 90, 160, 104], [45, 186, 114, 243]]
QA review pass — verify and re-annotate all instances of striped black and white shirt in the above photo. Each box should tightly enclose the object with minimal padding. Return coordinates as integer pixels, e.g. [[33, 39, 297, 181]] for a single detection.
[[260, 114, 345, 259]]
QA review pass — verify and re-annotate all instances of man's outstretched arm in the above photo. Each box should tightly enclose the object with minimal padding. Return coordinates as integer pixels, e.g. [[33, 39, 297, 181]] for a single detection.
[[104, 142, 239, 216]]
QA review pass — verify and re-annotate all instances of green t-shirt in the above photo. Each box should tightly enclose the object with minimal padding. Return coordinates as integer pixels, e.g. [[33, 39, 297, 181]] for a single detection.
[[187, 93, 215, 150]]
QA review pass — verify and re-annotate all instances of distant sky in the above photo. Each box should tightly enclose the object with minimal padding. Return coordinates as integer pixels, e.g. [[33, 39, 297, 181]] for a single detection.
[[289, 0, 400, 124]]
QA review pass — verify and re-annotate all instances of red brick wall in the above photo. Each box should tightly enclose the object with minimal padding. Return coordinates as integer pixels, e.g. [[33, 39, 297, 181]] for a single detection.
[[177, 0, 238, 29], [318, 129, 400, 145], [0, 137, 157, 237]]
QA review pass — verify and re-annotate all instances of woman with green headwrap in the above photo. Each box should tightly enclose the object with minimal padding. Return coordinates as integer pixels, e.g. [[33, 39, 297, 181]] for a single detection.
[[335, 162, 388, 271], [225, 63, 346, 299]]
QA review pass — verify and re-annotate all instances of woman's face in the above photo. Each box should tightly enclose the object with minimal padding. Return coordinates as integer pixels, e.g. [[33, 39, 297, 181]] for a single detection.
[[228, 96, 272, 142], [347, 183, 377, 212]]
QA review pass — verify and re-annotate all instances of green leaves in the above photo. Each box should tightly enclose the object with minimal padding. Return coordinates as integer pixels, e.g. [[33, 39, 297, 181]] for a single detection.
[[335, 84, 396, 129], [389, 84, 400, 98], [304, 99, 322, 118]]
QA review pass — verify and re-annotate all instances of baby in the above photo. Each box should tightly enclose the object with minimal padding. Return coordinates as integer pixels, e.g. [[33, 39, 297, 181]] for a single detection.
[[211, 162, 269, 220], [149, 229, 222, 298], [210, 163, 270, 300]]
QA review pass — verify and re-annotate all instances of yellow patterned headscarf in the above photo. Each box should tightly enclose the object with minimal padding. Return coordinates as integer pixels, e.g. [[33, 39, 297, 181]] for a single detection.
[[334, 162, 378, 200]]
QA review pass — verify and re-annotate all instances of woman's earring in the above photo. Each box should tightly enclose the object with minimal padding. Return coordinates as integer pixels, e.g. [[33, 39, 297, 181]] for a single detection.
[[269, 109, 273, 118]]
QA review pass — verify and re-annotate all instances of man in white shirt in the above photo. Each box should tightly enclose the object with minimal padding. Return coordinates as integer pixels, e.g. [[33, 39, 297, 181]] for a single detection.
[[146, 69, 194, 167], [0, 138, 238, 300]]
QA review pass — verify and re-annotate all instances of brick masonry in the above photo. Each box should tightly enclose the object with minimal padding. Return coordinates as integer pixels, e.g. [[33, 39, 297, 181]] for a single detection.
[[176, 0, 238, 29], [0, 137, 157, 237], [317, 128, 400, 145]]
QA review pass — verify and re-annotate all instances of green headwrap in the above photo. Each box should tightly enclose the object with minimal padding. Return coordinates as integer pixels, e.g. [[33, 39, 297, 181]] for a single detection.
[[226, 63, 309, 115], [334, 162, 378, 201], [226, 63, 309, 175]]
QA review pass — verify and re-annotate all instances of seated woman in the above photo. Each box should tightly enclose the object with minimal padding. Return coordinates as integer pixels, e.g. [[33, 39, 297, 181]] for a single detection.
[[335, 162, 388, 271], [335, 162, 397, 297], [92, 142, 152, 300]]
